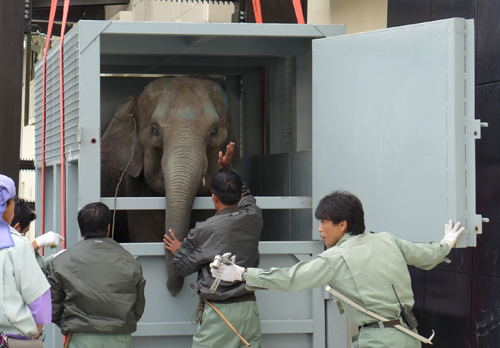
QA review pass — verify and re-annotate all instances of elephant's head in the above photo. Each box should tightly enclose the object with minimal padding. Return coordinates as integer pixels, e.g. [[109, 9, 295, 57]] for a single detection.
[[101, 76, 241, 296]]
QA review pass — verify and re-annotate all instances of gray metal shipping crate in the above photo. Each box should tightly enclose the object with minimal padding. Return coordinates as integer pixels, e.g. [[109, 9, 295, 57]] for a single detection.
[[34, 19, 483, 348]]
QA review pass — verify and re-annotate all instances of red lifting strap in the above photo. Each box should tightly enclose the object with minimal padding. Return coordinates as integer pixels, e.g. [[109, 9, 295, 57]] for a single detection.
[[252, 0, 262, 23], [40, 0, 58, 249], [251, 0, 305, 24], [58, 0, 71, 250], [292, 0, 305, 24]]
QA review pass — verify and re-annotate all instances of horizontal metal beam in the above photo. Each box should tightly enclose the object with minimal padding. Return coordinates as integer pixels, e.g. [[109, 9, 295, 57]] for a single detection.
[[134, 319, 314, 336], [101, 196, 312, 210], [121, 241, 324, 257]]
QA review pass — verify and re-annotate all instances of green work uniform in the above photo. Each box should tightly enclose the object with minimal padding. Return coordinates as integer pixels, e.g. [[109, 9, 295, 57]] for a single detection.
[[69, 332, 132, 348], [0, 227, 50, 337], [192, 301, 261, 348], [246, 231, 452, 348]]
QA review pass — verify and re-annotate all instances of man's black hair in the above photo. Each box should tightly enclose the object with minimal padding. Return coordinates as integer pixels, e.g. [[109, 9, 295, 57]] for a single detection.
[[11, 198, 36, 231], [77, 202, 111, 239], [210, 171, 242, 206], [314, 190, 365, 235]]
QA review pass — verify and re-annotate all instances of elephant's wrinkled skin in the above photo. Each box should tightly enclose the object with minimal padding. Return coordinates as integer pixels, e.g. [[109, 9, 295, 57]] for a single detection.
[[101, 77, 241, 296]]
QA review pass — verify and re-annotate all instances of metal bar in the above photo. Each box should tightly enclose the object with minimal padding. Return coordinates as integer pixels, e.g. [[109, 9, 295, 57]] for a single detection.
[[121, 241, 323, 257], [101, 196, 312, 210], [135, 319, 314, 336]]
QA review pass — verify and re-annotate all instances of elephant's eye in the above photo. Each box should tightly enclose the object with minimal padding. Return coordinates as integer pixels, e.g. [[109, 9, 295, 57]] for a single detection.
[[151, 125, 160, 135], [210, 127, 218, 136]]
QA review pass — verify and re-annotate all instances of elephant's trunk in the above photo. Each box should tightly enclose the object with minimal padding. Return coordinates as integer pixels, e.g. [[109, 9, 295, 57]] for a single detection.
[[163, 133, 208, 296]]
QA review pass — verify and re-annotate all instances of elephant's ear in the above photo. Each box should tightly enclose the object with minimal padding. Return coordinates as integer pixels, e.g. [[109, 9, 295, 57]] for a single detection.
[[101, 96, 143, 177]]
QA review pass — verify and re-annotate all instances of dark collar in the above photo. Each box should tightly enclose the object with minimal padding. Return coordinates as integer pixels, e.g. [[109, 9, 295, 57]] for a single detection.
[[215, 205, 239, 216]]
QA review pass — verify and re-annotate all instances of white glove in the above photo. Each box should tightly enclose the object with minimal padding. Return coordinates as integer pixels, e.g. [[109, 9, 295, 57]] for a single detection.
[[35, 231, 65, 249], [53, 249, 66, 258], [441, 220, 465, 247], [210, 261, 245, 282]]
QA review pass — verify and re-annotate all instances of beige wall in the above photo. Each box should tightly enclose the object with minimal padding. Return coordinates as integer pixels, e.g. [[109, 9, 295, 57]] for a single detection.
[[308, 0, 387, 34], [105, 1, 233, 23], [106, 0, 387, 33]]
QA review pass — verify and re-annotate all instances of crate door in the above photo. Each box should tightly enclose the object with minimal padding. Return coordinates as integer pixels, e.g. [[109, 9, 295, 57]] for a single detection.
[[312, 18, 481, 247]]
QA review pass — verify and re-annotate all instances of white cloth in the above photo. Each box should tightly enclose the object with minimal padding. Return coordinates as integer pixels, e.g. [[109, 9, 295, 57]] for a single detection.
[[0, 226, 51, 337]]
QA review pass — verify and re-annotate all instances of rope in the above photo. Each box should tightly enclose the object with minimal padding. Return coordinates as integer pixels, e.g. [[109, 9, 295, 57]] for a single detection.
[[111, 115, 137, 240]]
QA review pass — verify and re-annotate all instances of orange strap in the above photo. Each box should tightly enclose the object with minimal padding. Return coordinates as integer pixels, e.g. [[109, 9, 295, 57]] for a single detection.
[[58, 0, 71, 250], [40, 0, 58, 254], [251, 0, 262, 23], [292, 0, 305, 24]]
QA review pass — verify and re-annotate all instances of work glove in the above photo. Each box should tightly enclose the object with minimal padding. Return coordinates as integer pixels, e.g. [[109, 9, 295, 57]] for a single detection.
[[441, 220, 465, 247], [35, 231, 65, 249], [210, 261, 245, 282]]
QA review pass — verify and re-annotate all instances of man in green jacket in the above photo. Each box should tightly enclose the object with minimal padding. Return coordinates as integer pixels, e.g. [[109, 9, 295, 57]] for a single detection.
[[211, 191, 464, 348], [47, 202, 146, 348]]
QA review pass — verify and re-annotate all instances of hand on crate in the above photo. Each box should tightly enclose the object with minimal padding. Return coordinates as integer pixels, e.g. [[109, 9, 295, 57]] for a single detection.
[[441, 220, 465, 247]]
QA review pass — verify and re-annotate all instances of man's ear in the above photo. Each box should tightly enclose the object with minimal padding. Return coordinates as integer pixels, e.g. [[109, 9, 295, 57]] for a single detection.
[[238, 193, 243, 202], [340, 220, 348, 233], [107, 223, 111, 237], [12, 222, 21, 232]]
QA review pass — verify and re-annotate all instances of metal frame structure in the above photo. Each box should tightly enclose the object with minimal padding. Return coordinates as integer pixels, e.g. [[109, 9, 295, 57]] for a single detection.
[[34, 21, 345, 348]]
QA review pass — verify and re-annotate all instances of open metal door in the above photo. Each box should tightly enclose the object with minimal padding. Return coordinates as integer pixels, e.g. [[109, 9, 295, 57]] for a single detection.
[[312, 18, 482, 247]]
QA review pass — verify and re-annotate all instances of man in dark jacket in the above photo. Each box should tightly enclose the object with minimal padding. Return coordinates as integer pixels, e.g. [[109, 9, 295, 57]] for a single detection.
[[47, 202, 146, 348], [164, 142, 263, 348]]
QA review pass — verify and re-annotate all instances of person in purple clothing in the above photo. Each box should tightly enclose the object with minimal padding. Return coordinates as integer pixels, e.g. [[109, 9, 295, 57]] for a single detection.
[[0, 174, 51, 342]]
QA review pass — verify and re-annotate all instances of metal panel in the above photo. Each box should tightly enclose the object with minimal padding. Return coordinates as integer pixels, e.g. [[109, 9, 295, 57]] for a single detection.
[[33, 21, 346, 348], [109, 241, 324, 348], [34, 29, 81, 165], [312, 18, 481, 246], [101, 196, 312, 210]]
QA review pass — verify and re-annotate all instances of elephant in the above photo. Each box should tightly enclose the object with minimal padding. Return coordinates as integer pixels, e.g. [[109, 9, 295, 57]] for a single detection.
[[100, 76, 241, 296]]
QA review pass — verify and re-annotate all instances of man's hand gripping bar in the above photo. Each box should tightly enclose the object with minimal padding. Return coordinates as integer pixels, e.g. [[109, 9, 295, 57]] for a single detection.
[[209, 253, 235, 294]]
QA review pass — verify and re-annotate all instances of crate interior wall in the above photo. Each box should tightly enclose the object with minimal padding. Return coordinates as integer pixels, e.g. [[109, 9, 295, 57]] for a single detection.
[[34, 21, 346, 348]]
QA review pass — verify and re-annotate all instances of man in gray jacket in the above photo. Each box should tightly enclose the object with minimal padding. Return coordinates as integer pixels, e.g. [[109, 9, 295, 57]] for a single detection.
[[164, 142, 263, 348], [47, 202, 146, 348]]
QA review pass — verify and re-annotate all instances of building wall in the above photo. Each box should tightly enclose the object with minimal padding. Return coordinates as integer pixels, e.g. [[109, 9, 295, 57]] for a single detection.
[[308, 0, 387, 33], [105, 0, 234, 23], [388, 1, 500, 347]]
